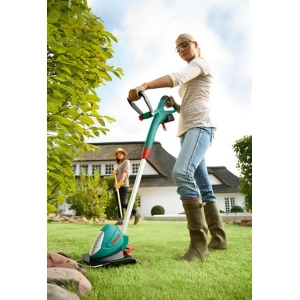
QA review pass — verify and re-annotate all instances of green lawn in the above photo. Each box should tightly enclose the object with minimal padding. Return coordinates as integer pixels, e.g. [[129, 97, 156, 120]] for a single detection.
[[47, 220, 252, 300]]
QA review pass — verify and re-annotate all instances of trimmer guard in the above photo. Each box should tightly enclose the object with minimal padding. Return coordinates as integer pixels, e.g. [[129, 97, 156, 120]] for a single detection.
[[76, 224, 136, 268], [78, 249, 136, 268]]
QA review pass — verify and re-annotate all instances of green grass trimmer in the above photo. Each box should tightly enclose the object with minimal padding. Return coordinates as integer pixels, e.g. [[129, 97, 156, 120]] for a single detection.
[[77, 91, 177, 268], [77, 224, 136, 268]]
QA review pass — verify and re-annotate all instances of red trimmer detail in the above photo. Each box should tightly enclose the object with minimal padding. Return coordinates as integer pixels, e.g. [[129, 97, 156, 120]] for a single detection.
[[142, 146, 152, 159]]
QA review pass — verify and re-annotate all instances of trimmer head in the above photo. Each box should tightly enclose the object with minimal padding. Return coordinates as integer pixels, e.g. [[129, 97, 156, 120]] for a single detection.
[[77, 224, 136, 268]]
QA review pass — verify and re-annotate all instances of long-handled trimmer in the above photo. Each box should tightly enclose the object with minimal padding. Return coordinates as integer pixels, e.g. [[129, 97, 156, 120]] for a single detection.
[[114, 172, 123, 219], [122, 91, 178, 234], [77, 92, 177, 268]]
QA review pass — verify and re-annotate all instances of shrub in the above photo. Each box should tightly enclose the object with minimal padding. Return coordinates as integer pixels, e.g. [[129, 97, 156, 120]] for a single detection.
[[231, 205, 244, 213], [151, 205, 165, 216]]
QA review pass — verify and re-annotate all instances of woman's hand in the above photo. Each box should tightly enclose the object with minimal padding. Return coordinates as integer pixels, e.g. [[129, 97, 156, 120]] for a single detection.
[[165, 96, 180, 113], [114, 180, 124, 190], [165, 96, 175, 108], [128, 84, 146, 101]]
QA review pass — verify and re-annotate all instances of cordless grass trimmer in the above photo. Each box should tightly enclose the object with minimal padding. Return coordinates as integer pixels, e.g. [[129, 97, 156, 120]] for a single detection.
[[114, 171, 123, 219], [77, 91, 177, 268], [122, 91, 178, 234]]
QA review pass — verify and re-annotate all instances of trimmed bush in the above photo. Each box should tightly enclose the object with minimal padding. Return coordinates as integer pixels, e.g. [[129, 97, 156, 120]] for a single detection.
[[231, 205, 244, 213], [151, 205, 165, 216]]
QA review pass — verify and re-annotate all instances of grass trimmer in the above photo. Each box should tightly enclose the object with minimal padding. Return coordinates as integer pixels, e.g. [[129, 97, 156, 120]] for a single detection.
[[114, 170, 123, 219], [122, 91, 177, 234], [77, 92, 177, 268]]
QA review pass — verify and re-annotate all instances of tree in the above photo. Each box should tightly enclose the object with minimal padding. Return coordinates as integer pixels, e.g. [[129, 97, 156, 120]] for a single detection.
[[232, 135, 252, 212], [47, 0, 123, 213], [66, 168, 111, 219]]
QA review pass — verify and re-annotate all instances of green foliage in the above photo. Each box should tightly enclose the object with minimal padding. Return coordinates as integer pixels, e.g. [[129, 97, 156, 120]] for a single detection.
[[104, 176, 119, 219], [233, 135, 252, 212], [66, 169, 111, 219], [151, 205, 165, 216], [66, 172, 139, 220], [47, 0, 123, 210], [230, 205, 245, 213]]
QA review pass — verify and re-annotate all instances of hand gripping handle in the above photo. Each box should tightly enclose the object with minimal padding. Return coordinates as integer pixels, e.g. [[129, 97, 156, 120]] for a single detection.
[[127, 91, 154, 117]]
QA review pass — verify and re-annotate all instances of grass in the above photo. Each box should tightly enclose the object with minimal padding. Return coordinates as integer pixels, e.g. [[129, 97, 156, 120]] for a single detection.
[[47, 220, 252, 300]]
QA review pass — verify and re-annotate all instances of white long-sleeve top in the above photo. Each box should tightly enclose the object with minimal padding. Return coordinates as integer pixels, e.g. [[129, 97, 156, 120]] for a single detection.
[[168, 57, 215, 137]]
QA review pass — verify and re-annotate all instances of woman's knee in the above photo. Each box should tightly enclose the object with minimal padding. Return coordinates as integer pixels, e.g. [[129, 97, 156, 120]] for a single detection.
[[172, 167, 190, 183]]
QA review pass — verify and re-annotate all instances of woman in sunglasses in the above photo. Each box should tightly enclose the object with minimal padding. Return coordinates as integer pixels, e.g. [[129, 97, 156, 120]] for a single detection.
[[128, 33, 227, 262]]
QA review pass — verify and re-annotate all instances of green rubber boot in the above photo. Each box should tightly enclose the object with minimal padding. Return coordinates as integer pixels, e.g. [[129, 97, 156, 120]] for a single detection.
[[204, 203, 227, 250], [180, 198, 209, 261]]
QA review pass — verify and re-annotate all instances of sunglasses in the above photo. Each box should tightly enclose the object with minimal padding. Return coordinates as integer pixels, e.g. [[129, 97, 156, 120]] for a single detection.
[[175, 41, 194, 53]]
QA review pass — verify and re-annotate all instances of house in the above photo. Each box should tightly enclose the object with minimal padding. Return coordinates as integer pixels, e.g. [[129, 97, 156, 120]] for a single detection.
[[60, 141, 244, 216]]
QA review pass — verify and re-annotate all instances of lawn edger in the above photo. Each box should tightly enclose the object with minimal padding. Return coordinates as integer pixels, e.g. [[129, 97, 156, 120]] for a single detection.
[[76, 92, 177, 268]]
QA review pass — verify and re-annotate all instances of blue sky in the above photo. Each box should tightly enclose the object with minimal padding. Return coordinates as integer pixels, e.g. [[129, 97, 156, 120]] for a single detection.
[[86, 0, 252, 176]]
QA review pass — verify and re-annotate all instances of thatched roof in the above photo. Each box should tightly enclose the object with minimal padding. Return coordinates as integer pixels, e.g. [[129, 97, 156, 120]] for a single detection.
[[77, 141, 240, 191], [207, 166, 241, 193]]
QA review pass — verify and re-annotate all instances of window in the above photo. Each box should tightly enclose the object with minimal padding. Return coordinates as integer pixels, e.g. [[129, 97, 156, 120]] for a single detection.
[[79, 165, 88, 174], [72, 164, 77, 174], [105, 164, 114, 175], [230, 197, 236, 208], [136, 195, 141, 208], [92, 164, 101, 175], [225, 198, 230, 212], [132, 163, 140, 174], [225, 197, 236, 212]]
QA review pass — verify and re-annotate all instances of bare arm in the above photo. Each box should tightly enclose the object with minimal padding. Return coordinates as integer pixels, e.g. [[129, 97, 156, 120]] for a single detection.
[[128, 75, 173, 101]]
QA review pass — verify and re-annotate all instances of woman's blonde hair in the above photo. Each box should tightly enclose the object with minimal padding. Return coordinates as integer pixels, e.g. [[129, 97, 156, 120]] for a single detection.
[[176, 33, 201, 56]]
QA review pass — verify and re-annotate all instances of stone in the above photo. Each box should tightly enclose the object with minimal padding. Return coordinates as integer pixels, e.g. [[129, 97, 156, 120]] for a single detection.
[[47, 251, 87, 275], [47, 283, 80, 300], [47, 268, 92, 298]]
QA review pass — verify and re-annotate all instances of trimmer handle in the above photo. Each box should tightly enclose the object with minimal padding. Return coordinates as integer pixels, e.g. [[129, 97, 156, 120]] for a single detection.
[[127, 92, 178, 159], [127, 91, 154, 118]]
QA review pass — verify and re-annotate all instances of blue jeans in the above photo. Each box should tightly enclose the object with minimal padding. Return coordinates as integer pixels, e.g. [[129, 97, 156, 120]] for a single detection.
[[172, 127, 217, 204]]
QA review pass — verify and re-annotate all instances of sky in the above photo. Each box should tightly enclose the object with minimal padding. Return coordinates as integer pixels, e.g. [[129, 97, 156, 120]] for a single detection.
[[85, 0, 252, 177]]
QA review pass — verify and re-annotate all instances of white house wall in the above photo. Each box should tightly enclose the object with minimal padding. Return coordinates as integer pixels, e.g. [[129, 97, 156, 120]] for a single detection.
[[209, 174, 222, 185], [58, 189, 244, 217], [138, 186, 182, 216], [132, 160, 157, 175], [58, 189, 244, 216], [136, 187, 244, 216], [65, 161, 245, 216], [215, 193, 245, 212]]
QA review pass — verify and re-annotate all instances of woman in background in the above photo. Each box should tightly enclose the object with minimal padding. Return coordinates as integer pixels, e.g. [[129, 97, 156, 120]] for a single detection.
[[113, 148, 141, 225]]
